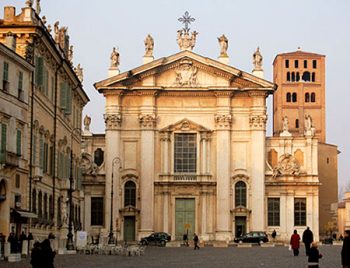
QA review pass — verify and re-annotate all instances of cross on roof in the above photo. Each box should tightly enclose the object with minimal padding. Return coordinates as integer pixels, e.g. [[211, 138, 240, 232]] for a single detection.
[[178, 11, 195, 33]]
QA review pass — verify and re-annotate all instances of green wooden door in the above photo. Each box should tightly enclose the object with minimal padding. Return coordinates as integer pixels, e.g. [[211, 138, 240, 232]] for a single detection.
[[123, 216, 135, 242], [175, 198, 195, 241]]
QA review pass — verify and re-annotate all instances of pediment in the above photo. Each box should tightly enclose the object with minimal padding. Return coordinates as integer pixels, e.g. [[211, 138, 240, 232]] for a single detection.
[[160, 118, 211, 132], [95, 50, 275, 92]]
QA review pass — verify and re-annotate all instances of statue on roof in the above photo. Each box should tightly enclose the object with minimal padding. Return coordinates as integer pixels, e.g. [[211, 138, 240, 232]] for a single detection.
[[218, 34, 228, 57], [36, 0, 41, 15], [282, 116, 289, 132], [110, 47, 120, 69], [144, 34, 154, 57], [84, 115, 91, 131], [25, 0, 33, 8], [68, 45, 74, 63], [176, 11, 198, 51], [54, 21, 59, 43], [74, 64, 83, 83], [253, 47, 263, 71]]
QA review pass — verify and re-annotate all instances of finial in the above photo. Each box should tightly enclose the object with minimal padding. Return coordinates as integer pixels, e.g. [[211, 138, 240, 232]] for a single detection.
[[176, 12, 198, 51], [297, 46, 301, 51], [25, 0, 33, 8], [178, 11, 195, 33]]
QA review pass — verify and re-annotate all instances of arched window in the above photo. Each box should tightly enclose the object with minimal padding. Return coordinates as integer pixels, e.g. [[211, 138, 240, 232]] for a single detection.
[[286, 93, 291, 102], [235, 181, 247, 207], [305, 93, 310, 102], [57, 197, 62, 225], [302, 71, 310, 82], [311, 93, 316, 102], [32, 189, 37, 213], [311, 72, 315, 82], [296, 72, 300, 82], [292, 93, 297, 102], [49, 195, 53, 219], [291, 72, 295, 82], [94, 148, 104, 167], [124, 181, 136, 207], [295, 119, 299, 129], [287, 72, 290, 81], [44, 193, 48, 219], [38, 191, 42, 218]]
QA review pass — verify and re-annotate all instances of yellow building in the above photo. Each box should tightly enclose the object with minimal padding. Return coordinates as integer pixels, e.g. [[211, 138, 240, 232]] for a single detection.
[[0, 2, 89, 249]]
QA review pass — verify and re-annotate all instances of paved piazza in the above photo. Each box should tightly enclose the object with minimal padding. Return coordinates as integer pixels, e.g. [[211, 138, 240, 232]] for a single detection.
[[0, 245, 342, 268]]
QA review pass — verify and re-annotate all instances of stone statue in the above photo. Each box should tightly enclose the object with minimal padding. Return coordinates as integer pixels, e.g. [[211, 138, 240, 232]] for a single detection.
[[144, 34, 154, 57], [218, 34, 228, 57], [282, 116, 289, 132], [177, 29, 198, 51], [42, 16, 47, 25], [253, 47, 263, 71], [305, 115, 312, 131], [68, 45, 73, 63], [36, 0, 41, 15], [75, 64, 83, 82], [272, 154, 301, 178], [54, 21, 59, 43], [110, 47, 120, 68], [25, 0, 33, 8], [83, 115, 91, 131], [47, 24, 52, 33]]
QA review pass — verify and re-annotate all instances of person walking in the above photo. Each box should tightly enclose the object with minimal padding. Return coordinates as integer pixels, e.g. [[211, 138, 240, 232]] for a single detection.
[[303, 227, 314, 256], [30, 241, 42, 268], [193, 233, 200, 250], [290, 230, 300, 256], [272, 229, 277, 241], [40, 239, 55, 268], [183, 233, 189, 246], [341, 230, 350, 268], [308, 242, 322, 268]]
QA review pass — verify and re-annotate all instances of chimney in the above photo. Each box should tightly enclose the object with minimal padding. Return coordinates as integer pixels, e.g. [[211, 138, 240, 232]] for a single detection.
[[5, 32, 16, 51], [3, 6, 16, 22]]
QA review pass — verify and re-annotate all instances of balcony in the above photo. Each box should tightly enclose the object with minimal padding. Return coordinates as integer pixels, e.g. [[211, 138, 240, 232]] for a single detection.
[[157, 174, 214, 185], [0, 150, 19, 167]]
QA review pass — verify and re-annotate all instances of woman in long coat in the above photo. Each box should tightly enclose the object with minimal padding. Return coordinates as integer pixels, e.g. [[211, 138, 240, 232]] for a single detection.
[[290, 230, 301, 256]]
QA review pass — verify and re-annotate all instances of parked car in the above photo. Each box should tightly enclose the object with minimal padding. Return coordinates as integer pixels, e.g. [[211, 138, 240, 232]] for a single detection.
[[234, 231, 269, 244], [140, 232, 171, 247]]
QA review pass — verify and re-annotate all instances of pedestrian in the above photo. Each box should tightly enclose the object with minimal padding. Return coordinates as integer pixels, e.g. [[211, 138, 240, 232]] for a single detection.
[[30, 241, 42, 268], [19, 231, 27, 253], [193, 233, 200, 250], [308, 242, 322, 268], [40, 239, 55, 268], [272, 229, 277, 241], [341, 230, 350, 268], [290, 229, 300, 256], [183, 233, 189, 246], [7, 228, 17, 253], [302, 227, 314, 256]]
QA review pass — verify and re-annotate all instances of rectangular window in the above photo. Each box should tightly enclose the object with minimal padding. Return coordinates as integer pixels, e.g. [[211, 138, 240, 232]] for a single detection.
[[51, 76, 55, 102], [268, 198, 280, 226], [285, 60, 289, 68], [312, 60, 317, 69], [43, 142, 48, 173], [16, 129, 21, 155], [15, 174, 20, 188], [32, 135, 37, 165], [91, 197, 104, 226], [39, 136, 44, 169], [49, 146, 54, 176], [294, 198, 306, 226], [174, 133, 197, 173], [35, 56, 44, 88], [3, 62, 9, 81], [18, 71, 23, 100], [304, 60, 307, 68], [1, 124, 7, 162], [294, 60, 299, 68]]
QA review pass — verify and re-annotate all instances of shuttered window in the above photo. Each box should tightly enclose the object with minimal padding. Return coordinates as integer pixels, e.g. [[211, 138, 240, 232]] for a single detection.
[[35, 57, 44, 88], [39, 136, 44, 169], [1, 124, 7, 154], [16, 129, 21, 155], [3, 62, 9, 81]]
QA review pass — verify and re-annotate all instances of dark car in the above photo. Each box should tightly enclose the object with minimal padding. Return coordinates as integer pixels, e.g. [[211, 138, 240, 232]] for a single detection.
[[140, 232, 171, 247], [234, 231, 269, 244]]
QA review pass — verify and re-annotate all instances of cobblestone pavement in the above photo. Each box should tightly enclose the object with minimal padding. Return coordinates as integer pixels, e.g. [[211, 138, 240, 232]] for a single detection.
[[0, 245, 342, 268]]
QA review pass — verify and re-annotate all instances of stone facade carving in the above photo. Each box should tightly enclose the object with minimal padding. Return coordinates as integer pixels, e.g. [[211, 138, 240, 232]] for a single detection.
[[214, 114, 232, 128], [282, 116, 289, 132], [74, 64, 83, 82], [83, 115, 91, 131], [104, 113, 122, 129], [177, 29, 198, 51], [139, 113, 157, 128], [272, 153, 301, 178], [174, 59, 198, 86], [68, 45, 73, 63], [249, 115, 267, 129], [253, 47, 263, 71], [144, 34, 154, 57], [110, 47, 120, 69], [25, 40, 34, 64], [218, 34, 228, 57]]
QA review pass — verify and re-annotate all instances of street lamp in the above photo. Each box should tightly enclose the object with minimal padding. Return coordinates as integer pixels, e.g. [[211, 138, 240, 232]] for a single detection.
[[66, 127, 82, 250], [108, 156, 121, 245]]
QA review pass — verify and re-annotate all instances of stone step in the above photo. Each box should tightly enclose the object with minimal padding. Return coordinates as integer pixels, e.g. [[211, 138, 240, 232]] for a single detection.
[[7, 253, 21, 262]]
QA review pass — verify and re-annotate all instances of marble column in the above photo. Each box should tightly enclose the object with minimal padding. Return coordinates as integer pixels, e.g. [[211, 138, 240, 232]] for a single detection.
[[139, 112, 157, 237], [249, 112, 267, 232]]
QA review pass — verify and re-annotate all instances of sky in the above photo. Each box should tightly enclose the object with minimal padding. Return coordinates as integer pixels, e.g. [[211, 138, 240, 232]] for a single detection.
[[1, 0, 350, 195]]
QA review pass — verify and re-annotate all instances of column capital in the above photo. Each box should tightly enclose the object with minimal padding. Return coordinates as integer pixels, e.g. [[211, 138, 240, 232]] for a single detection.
[[214, 114, 232, 129], [139, 113, 157, 129], [249, 114, 267, 130], [104, 113, 122, 130]]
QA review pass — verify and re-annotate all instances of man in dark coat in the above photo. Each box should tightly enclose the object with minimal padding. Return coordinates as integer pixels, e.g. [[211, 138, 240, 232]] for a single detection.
[[193, 233, 200, 250], [302, 227, 314, 256], [342, 230, 350, 268], [7, 230, 17, 253]]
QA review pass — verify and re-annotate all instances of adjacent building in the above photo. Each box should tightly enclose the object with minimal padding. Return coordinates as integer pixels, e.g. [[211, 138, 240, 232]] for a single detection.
[[0, 2, 89, 246]]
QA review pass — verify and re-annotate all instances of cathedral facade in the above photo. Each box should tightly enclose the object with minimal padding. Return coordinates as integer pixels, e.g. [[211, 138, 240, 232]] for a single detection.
[[81, 28, 320, 242]]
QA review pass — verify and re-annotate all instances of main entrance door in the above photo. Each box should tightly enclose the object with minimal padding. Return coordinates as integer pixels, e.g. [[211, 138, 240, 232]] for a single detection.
[[235, 216, 246, 237], [123, 216, 135, 242], [175, 198, 195, 241]]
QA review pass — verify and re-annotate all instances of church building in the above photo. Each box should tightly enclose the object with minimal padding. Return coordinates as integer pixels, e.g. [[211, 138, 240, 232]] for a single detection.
[[81, 14, 321, 243]]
